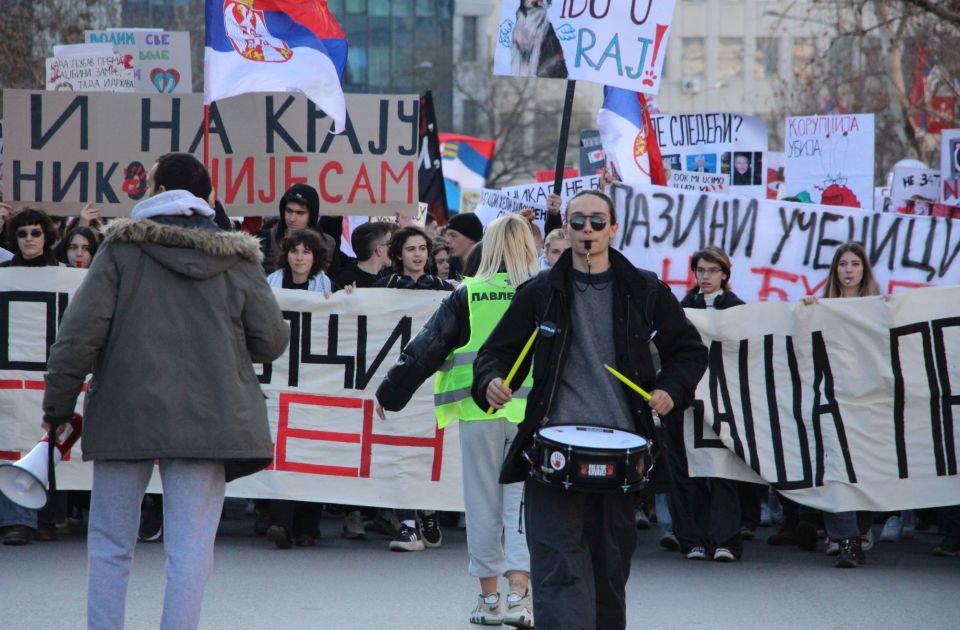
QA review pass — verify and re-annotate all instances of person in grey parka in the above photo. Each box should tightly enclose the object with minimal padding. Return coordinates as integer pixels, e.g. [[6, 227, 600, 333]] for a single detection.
[[41, 153, 289, 630]]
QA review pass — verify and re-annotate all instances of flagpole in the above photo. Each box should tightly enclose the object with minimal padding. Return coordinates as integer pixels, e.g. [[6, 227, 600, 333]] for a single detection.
[[203, 103, 211, 169], [637, 93, 667, 186], [553, 80, 577, 196]]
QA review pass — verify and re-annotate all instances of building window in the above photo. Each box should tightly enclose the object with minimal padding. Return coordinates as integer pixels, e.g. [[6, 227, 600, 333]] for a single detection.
[[792, 37, 816, 82], [682, 38, 705, 79], [462, 16, 478, 62], [369, 0, 389, 16], [345, 0, 366, 14], [462, 99, 480, 136], [416, 0, 436, 16], [718, 38, 743, 79], [754, 38, 779, 78]]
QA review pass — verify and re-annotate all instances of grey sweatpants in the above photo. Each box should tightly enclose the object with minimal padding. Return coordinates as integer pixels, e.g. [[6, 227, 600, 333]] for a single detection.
[[87, 459, 225, 630], [459, 419, 529, 578]]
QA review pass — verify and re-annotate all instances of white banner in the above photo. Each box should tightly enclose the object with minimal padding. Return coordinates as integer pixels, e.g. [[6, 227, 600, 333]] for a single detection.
[[668, 170, 726, 193], [493, 0, 676, 93], [683, 287, 960, 511], [783, 113, 875, 209], [501, 175, 601, 213], [85, 30, 193, 94], [0, 269, 464, 510], [474, 188, 549, 235], [610, 183, 960, 302]]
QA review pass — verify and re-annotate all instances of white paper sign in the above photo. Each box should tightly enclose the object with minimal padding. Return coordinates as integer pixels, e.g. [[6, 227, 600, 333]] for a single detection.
[[474, 188, 549, 234], [783, 113, 875, 208], [45, 54, 135, 92], [493, 0, 676, 93], [85, 29, 193, 93], [889, 166, 941, 215], [500, 175, 601, 213]]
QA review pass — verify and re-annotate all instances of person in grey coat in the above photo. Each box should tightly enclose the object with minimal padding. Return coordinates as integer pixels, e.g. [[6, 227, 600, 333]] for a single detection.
[[41, 153, 289, 630]]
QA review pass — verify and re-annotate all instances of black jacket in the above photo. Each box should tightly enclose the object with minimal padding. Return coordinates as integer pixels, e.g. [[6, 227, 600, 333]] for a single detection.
[[376, 285, 470, 411], [680, 288, 745, 310], [472, 248, 708, 484]]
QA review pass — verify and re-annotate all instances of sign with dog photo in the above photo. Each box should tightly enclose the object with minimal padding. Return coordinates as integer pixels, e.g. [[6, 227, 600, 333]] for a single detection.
[[494, 0, 676, 94]]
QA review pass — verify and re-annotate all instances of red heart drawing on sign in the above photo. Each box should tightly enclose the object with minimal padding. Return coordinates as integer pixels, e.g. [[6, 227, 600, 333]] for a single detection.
[[150, 68, 180, 93]]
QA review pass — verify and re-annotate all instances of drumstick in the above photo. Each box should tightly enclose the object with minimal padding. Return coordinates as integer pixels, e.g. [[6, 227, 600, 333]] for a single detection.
[[487, 328, 539, 415], [603, 364, 653, 401]]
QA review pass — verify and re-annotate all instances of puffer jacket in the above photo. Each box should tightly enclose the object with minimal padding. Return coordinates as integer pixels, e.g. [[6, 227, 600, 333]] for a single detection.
[[472, 248, 708, 484], [42, 214, 289, 481]]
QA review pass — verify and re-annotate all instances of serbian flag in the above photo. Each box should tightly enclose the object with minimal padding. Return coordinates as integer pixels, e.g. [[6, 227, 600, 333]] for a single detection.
[[439, 133, 495, 214], [597, 86, 666, 186], [204, 0, 348, 132]]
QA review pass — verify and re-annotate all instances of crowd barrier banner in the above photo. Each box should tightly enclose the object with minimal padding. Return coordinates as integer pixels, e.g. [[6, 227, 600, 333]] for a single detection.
[[2, 90, 418, 218], [682, 286, 960, 511], [610, 183, 960, 302], [2, 270, 958, 511]]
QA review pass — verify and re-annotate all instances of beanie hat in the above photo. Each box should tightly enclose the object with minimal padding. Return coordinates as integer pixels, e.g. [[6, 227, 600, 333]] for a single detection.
[[446, 212, 483, 243], [278, 184, 321, 235]]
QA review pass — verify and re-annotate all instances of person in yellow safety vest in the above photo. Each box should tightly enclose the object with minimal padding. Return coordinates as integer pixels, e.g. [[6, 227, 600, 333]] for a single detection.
[[376, 214, 540, 629]]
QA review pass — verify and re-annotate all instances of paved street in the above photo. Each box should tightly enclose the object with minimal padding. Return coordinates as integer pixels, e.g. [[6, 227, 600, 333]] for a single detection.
[[2, 501, 958, 629]]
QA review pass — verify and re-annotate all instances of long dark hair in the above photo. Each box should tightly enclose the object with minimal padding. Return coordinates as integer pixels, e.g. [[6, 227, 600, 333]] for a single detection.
[[823, 242, 879, 298], [7, 208, 58, 258], [55, 226, 100, 266], [276, 229, 327, 280]]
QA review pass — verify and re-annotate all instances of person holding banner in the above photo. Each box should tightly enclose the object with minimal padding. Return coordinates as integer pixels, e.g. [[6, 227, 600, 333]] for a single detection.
[[376, 214, 540, 627], [40, 152, 289, 629], [802, 241, 879, 568], [473, 190, 707, 630]]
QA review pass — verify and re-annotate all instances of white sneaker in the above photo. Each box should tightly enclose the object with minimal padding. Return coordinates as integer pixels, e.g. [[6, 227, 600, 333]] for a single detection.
[[880, 516, 902, 542], [686, 546, 708, 560], [470, 593, 503, 626], [713, 547, 736, 562], [825, 538, 839, 556], [861, 528, 875, 552], [503, 591, 534, 628]]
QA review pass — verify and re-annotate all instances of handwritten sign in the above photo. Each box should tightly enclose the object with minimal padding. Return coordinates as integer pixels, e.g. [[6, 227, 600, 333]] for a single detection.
[[669, 170, 726, 192], [783, 113, 875, 208], [889, 166, 941, 215], [45, 54, 135, 92], [494, 0, 676, 93], [85, 30, 193, 94]]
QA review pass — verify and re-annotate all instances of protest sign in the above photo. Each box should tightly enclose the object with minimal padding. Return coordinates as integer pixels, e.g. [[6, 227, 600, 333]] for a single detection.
[[668, 170, 726, 193], [85, 30, 193, 94], [682, 287, 960, 511], [0, 269, 463, 509], [874, 186, 891, 213], [580, 129, 605, 175], [2, 90, 418, 217], [889, 166, 941, 215], [765, 151, 785, 200], [3, 269, 958, 513], [940, 129, 960, 206], [45, 53, 135, 92], [609, 183, 960, 302], [783, 113, 875, 208], [493, 0, 676, 93], [474, 188, 549, 234], [501, 174, 601, 212]]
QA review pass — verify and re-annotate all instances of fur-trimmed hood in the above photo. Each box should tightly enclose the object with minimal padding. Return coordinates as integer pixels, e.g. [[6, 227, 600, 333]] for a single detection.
[[104, 217, 263, 280]]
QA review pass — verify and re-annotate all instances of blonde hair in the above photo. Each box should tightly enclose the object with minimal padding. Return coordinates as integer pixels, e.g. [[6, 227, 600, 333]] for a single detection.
[[475, 214, 539, 286]]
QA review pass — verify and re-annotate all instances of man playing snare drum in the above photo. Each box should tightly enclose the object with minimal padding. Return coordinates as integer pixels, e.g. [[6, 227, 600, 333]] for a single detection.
[[473, 190, 707, 630]]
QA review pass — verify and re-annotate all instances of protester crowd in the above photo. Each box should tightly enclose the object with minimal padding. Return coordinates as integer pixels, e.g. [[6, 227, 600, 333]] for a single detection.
[[1, 163, 959, 629]]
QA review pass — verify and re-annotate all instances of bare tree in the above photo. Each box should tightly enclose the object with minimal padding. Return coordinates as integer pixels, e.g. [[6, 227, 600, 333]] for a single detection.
[[769, 0, 959, 178]]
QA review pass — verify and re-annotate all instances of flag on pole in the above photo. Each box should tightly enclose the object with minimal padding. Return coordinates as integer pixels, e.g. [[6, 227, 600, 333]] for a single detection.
[[438, 133, 496, 214], [204, 0, 348, 132], [597, 86, 666, 186], [419, 92, 449, 223]]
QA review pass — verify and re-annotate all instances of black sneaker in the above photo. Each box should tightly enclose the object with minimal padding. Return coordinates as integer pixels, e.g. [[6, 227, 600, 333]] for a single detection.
[[419, 511, 442, 549], [138, 501, 163, 542], [389, 525, 425, 552], [835, 538, 864, 568]]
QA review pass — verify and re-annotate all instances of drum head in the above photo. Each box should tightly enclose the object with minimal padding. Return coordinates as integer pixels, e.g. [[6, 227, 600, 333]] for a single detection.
[[539, 425, 647, 449]]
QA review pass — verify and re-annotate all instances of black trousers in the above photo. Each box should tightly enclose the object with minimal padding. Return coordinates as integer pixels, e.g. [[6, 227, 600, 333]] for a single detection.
[[524, 480, 636, 630], [663, 413, 742, 556]]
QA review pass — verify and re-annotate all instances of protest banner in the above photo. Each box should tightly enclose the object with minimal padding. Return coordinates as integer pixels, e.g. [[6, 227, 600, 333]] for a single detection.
[[493, 0, 676, 94], [501, 174, 601, 212], [668, 170, 726, 193], [0, 269, 463, 509], [45, 53, 135, 92], [3, 270, 958, 513], [609, 182, 960, 302], [2, 90, 418, 217], [783, 113, 875, 208], [940, 129, 960, 206], [473, 188, 549, 234], [652, 112, 768, 177], [889, 166, 941, 215], [85, 30, 193, 94], [682, 287, 960, 511]]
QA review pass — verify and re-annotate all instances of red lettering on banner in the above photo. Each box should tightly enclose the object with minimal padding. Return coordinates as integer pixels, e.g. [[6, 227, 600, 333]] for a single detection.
[[275, 392, 444, 480], [225, 157, 254, 205], [258, 156, 277, 204], [348, 163, 376, 204], [284, 156, 308, 190], [382, 161, 415, 204], [888, 280, 931, 293], [319, 161, 344, 203], [801, 275, 828, 297], [751, 266, 799, 301], [0, 451, 21, 461], [661, 257, 696, 292]]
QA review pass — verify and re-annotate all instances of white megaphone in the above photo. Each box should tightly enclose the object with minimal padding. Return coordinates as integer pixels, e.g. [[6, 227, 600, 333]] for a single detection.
[[0, 414, 83, 510]]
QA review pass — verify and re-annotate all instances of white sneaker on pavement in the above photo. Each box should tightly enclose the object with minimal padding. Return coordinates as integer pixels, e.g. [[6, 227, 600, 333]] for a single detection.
[[503, 590, 534, 628], [880, 515, 902, 542], [686, 546, 708, 560], [470, 593, 503, 626]]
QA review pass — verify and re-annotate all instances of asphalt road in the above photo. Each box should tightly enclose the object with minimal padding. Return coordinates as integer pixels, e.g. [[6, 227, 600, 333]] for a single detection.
[[1, 501, 958, 629]]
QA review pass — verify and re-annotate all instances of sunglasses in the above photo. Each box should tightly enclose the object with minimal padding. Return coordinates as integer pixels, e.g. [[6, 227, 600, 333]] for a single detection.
[[567, 213, 608, 232], [17, 228, 43, 239]]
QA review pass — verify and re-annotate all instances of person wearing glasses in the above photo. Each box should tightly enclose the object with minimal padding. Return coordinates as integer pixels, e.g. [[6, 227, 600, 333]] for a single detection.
[[670, 247, 750, 563], [473, 190, 707, 630], [0, 208, 62, 268]]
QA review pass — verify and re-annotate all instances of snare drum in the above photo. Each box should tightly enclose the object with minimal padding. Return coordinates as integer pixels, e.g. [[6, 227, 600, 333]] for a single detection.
[[527, 424, 652, 493]]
